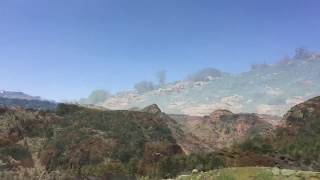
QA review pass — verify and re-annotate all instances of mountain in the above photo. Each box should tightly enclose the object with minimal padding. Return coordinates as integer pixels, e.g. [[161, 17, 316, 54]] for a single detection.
[[0, 90, 41, 100], [218, 96, 320, 171], [0, 103, 184, 179], [101, 52, 320, 116], [0, 96, 320, 179], [160, 96, 320, 176], [274, 96, 320, 169], [0, 97, 57, 110], [170, 110, 279, 154], [0, 90, 57, 110]]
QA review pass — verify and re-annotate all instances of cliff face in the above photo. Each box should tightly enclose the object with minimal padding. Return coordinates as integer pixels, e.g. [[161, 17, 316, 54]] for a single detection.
[[170, 110, 279, 153]]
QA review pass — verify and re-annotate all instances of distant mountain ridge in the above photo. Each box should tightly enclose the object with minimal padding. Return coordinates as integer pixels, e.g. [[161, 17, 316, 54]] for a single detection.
[[0, 90, 57, 110], [0, 90, 41, 100], [102, 50, 320, 116]]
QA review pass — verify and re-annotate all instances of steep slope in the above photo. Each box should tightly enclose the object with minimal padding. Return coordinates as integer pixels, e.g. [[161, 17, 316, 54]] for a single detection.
[[164, 97, 320, 172], [170, 110, 279, 153], [274, 96, 320, 169], [215, 96, 320, 171], [0, 104, 184, 179], [102, 54, 320, 116], [0, 107, 60, 178]]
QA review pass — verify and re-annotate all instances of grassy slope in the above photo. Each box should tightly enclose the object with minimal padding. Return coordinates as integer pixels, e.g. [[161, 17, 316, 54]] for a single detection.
[[172, 167, 320, 180]]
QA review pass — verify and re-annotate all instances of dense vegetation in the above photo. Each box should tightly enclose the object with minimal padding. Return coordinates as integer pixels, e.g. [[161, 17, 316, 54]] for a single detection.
[[0, 104, 226, 179], [1, 96, 320, 179], [158, 153, 225, 178], [275, 96, 320, 168]]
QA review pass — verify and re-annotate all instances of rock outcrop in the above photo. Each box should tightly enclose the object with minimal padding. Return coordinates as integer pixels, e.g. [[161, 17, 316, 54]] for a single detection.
[[142, 104, 162, 114]]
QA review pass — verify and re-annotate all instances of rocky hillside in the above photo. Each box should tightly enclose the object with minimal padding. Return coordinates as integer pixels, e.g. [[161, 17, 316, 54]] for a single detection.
[[0, 96, 320, 179], [217, 96, 320, 171], [0, 103, 283, 179], [102, 52, 320, 116], [0, 104, 184, 179], [163, 96, 320, 176], [274, 96, 320, 169], [170, 110, 279, 154]]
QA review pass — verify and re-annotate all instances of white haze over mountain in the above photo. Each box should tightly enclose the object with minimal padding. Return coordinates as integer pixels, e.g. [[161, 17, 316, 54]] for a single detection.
[[88, 49, 320, 116]]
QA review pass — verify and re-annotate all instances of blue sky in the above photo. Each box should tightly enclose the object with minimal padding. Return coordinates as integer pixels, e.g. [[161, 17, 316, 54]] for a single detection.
[[0, 0, 319, 101]]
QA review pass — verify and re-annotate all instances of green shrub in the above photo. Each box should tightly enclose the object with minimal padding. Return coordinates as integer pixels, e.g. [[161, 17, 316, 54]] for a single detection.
[[81, 162, 128, 177], [158, 153, 225, 178], [217, 172, 236, 180], [0, 144, 32, 160], [256, 171, 274, 180], [239, 136, 273, 154]]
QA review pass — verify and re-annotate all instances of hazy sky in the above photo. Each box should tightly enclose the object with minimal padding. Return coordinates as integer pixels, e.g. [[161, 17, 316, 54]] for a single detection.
[[0, 0, 319, 101]]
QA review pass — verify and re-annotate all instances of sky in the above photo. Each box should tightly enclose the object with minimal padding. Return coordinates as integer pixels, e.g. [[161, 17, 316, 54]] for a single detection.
[[0, 0, 319, 101]]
